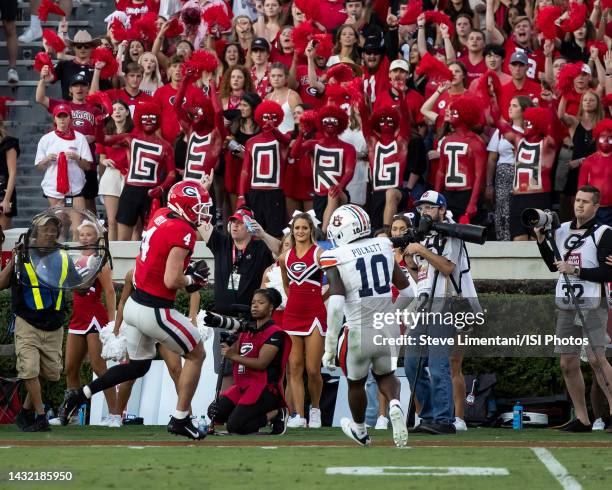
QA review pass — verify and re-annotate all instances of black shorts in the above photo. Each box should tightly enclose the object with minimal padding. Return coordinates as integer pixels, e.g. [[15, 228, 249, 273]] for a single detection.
[[312, 189, 351, 224], [81, 169, 99, 199], [370, 188, 410, 230], [0, 0, 18, 21], [509, 192, 551, 239], [246, 188, 286, 238], [116, 185, 152, 227], [0, 175, 17, 217]]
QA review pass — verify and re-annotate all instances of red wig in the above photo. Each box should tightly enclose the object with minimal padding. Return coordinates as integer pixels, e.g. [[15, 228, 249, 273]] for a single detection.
[[317, 105, 349, 134], [327, 64, 354, 83], [370, 106, 400, 130], [556, 62, 584, 96], [254, 100, 284, 128], [593, 119, 612, 141], [300, 110, 318, 134], [134, 101, 162, 130], [523, 107, 550, 136], [449, 95, 483, 128]]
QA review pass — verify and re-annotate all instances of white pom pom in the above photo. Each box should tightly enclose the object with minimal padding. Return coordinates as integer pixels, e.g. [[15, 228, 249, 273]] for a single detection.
[[100, 322, 127, 361]]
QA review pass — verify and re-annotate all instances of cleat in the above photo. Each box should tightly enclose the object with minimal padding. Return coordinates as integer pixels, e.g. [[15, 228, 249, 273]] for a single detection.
[[167, 416, 206, 440], [22, 413, 50, 432], [389, 402, 408, 447], [271, 408, 288, 435], [340, 418, 371, 447], [58, 389, 87, 426]]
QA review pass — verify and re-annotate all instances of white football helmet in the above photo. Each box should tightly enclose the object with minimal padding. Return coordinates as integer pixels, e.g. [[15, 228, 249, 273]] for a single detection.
[[327, 204, 371, 246]]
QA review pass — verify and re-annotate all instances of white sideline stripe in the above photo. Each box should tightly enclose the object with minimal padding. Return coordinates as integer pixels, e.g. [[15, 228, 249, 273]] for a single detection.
[[326, 466, 509, 476], [531, 448, 582, 490]]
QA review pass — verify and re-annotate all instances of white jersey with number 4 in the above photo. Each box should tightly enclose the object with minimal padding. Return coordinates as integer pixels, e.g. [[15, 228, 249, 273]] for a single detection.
[[321, 237, 396, 330]]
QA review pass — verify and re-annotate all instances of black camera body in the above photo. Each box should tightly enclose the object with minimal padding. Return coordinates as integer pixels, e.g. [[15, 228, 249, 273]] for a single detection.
[[390, 215, 487, 248]]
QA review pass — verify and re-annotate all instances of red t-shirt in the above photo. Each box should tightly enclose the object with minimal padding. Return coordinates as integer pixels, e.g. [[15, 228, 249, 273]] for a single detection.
[[503, 39, 545, 81], [295, 64, 325, 109], [134, 208, 196, 301], [155, 83, 181, 144], [104, 88, 153, 117], [48, 98, 99, 138], [457, 55, 487, 85], [499, 79, 543, 119]]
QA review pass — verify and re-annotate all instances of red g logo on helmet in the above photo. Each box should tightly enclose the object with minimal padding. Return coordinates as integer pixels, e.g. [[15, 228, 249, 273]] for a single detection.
[[167, 181, 212, 226]]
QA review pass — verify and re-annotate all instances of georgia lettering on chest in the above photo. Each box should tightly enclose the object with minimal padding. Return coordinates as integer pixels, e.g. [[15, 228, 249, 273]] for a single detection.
[[314, 145, 343, 192]]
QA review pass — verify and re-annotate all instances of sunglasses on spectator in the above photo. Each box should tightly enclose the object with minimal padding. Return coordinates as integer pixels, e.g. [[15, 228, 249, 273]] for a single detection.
[[322, 117, 339, 125], [75, 44, 92, 49]]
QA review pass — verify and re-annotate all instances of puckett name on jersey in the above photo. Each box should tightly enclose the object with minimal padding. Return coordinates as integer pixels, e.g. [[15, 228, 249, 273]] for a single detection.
[[350, 242, 383, 258]]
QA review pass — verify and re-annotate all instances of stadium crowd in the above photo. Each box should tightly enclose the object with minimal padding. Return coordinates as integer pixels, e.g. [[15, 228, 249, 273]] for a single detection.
[[0, 0, 611, 437]]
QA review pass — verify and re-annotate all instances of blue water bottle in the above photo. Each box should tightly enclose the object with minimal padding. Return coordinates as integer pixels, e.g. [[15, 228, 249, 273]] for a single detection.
[[512, 401, 523, 430]]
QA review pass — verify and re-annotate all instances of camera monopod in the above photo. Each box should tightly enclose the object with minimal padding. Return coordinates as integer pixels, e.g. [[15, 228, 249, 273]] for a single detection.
[[543, 229, 612, 404]]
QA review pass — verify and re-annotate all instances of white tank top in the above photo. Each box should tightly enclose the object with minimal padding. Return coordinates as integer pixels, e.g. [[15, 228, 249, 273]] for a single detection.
[[277, 96, 295, 135]]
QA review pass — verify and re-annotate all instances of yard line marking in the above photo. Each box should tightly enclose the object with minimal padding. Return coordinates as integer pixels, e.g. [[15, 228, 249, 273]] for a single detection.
[[531, 448, 582, 490], [260, 446, 278, 449], [326, 466, 509, 476]]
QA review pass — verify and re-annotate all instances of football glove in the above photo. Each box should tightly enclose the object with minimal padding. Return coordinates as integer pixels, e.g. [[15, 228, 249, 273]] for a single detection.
[[185, 260, 210, 293], [322, 351, 336, 371]]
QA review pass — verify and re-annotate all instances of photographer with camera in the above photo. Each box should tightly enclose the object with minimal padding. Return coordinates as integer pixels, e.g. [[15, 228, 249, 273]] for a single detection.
[[533, 185, 612, 432], [402, 191, 481, 435], [209, 288, 291, 435]]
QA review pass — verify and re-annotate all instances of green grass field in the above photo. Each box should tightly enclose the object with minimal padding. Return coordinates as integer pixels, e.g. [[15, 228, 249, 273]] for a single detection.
[[0, 426, 610, 489]]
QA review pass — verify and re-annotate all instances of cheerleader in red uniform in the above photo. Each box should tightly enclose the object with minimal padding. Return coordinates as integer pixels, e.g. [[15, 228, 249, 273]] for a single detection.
[[278, 212, 327, 428], [62, 221, 117, 425]]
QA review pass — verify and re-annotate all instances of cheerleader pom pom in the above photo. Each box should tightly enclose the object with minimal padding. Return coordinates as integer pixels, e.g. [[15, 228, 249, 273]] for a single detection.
[[100, 321, 127, 362], [196, 311, 215, 342]]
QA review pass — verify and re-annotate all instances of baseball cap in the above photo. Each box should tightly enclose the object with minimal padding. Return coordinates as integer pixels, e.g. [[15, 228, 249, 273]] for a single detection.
[[389, 59, 409, 72], [69, 71, 90, 86], [52, 103, 71, 117], [251, 37, 270, 52], [229, 207, 254, 223], [509, 51, 528, 65], [363, 33, 384, 54], [415, 190, 447, 208]]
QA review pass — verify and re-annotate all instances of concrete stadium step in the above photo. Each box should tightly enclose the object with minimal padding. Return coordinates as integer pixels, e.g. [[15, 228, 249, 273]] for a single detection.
[[0, 43, 45, 62], [15, 20, 92, 29]]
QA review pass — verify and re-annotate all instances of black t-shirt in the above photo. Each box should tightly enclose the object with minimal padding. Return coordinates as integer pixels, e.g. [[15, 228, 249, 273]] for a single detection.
[[0, 136, 19, 197], [263, 328, 284, 384], [207, 229, 274, 315], [55, 60, 112, 100]]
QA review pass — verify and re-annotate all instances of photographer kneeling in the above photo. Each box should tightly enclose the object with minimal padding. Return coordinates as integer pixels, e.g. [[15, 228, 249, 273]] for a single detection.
[[534, 185, 612, 432], [212, 289, 292, 435]]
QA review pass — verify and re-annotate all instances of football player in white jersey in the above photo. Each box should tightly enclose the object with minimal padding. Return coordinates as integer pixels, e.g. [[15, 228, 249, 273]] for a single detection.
[[320, 204, 415, 447]]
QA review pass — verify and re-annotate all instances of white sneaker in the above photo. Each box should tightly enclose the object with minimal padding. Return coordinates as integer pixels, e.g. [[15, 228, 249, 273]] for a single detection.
[[340, 418, 371, 447], [592, 418, 605, 431], [286, 414, 307, 428], [18, 25, 43, 43], [8, 68, 19, 84], [454, 417, 468, 431], [414, 414, 421, 428], [308, 408, 322, 428], [374, 415, 389, 430], [388, 401, 408, 447], [108, 414, 123, 428], [49, 415, 79, 426]]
